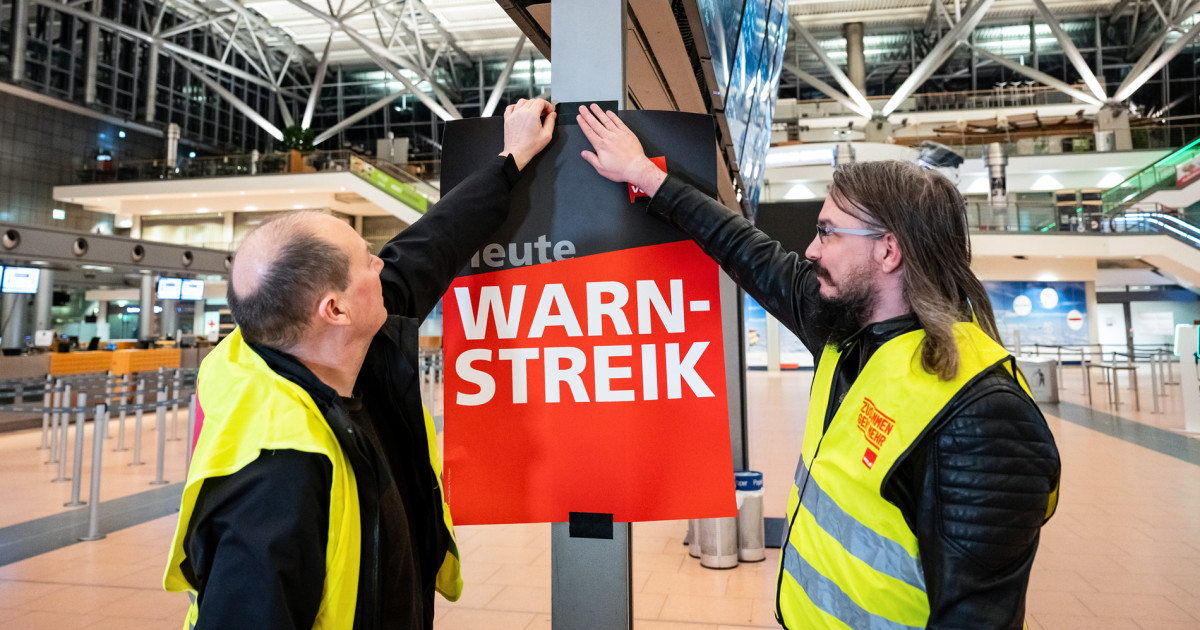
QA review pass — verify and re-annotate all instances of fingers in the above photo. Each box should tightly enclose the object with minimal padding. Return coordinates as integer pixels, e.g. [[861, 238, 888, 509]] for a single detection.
[[581, 150, 599, 169], [588, 103, 615, 131]]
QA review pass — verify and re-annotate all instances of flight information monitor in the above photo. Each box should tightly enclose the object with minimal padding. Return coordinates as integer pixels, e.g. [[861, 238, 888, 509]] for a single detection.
[[2, 266, 40, 294], [180, 279, 205, 300], [156, 277, 183, 300]]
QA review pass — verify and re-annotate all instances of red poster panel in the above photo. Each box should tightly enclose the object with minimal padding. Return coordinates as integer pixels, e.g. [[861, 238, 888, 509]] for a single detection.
[[443, 240, 735, 525]]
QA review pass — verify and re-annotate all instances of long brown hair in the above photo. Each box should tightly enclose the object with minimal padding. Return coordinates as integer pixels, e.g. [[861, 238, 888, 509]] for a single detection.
[[829, 160, 1000, 381]]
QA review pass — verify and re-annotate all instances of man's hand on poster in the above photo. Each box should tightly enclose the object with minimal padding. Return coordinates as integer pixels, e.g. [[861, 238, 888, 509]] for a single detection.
[[577, 103, 668, 198], [500, 98, 556, 171]]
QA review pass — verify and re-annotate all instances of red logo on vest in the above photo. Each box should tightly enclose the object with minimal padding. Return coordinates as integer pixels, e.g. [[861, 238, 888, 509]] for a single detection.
[[628, 156, 668, 202], [857, 398, 895, 469]]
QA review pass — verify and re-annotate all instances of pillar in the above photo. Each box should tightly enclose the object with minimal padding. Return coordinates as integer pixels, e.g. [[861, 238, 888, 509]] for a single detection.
[[984, 142, 1010, 230], [2, 293, 28, 351], [10, 0, 27, 83], [84, 0, 101, 104], [843, 22, 866, 94], [33, 269, 54, 332], [550, 2, 631, 629], [144, 44, 160, 122], [161, 300, 178, 338], [166, 122, 181, 166], [139, 274, 155, 341]]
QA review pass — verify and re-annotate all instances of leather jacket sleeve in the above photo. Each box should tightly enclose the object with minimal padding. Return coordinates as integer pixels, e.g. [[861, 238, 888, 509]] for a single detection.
[[646, 173, 827, 354], [184, 449, 332, 630], [377, 154, 521, 322], [885, 369, 1061, 629]]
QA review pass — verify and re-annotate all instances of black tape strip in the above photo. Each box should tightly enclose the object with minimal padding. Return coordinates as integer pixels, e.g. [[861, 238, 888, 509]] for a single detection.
[[568, 511, 614, 539], [556, 101, 620, 125]]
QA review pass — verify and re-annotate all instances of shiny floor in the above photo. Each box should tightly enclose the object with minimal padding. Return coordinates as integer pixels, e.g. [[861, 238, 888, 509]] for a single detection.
[[0, 363, 1198, 629]]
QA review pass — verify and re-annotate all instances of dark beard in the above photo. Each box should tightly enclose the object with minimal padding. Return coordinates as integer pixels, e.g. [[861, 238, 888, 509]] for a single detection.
[[811, 265, 878, 347]]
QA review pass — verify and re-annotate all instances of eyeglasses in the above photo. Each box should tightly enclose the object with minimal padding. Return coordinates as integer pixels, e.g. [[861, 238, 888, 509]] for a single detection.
[[815, 224, 888, 243]]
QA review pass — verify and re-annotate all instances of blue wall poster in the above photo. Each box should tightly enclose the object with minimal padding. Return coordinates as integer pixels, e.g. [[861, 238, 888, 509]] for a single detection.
[[983, 281, 1089, 348], [744, 295, 814, 369]]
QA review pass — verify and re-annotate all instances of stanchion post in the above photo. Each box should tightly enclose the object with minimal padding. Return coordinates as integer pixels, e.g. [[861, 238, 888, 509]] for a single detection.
[[53, 384, 72, 482], [39, 375, 52, 451], [115, 373, 129, 452], [151, 381, 169, 485], [65, 392, 87, 506], [169, 369, 181, 441], [46, 382, 61, 464], [186, 392, 197, 474], [1151, 354, 1161, 414], [130, 379, 145, 466], [79, 403, 108, 542], [103, 371, 114, 439]]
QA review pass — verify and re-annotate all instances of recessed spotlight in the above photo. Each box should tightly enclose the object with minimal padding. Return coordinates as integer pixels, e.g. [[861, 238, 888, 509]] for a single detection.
[[244, 205, 257, 211], [149, 209, 162, 215]]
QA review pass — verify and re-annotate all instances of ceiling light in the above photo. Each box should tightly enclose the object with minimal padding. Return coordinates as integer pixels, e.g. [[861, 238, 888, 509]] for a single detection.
[[1031, 175, 1064, 190], [1097, 172, 1125, 188], [784, 184, 815, 200], [244, 206, 257, 211], [149, 209, 162, 215]]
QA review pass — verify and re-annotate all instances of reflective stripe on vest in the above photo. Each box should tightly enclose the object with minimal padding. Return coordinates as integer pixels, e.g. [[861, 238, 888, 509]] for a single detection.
[[781, 540, 924, 630], [793, 461, 925, 593], [777, 323, 1018, 630]]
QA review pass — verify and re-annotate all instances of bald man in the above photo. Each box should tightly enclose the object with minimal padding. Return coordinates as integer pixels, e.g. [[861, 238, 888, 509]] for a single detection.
[[164, 98, 557, 630]]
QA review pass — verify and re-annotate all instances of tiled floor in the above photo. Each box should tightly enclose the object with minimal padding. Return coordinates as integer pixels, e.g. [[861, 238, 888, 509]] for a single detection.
[[0, 363, 1198, 629]]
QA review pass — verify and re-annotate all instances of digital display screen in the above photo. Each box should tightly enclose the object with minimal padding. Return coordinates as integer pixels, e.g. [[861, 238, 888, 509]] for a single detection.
[[156, 277, 182, 300], [2, 266, 40, 294], [180, 279, 205, 300]]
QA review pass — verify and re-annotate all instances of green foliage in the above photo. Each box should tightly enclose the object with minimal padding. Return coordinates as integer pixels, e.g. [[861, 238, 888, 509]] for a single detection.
[[277, 125, 315, 152]]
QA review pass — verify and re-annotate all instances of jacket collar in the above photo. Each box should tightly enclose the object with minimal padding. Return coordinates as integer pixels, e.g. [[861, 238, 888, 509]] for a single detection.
[[249, 315, 408, 407], [836, 313, 922, 354]]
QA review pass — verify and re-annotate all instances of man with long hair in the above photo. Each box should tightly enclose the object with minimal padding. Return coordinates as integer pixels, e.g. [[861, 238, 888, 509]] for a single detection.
[[576, 104, 1060, 629]]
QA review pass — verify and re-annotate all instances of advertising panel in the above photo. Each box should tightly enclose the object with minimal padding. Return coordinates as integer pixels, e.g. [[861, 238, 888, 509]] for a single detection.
[[983, 281, 1089, 347]]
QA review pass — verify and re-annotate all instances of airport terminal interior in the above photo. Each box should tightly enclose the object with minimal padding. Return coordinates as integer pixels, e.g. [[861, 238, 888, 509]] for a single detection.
[[2, 0, 1200, 628]]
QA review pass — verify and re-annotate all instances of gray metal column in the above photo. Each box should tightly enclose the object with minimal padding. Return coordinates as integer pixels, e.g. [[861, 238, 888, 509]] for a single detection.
[[10, 0, 27, 82], [84, 0, 102, 104], [161, 300, 178, 338], [551, 2, 631, 629], [2, 293, 28, 351], [843, 22, 865, 94], [34, 269, 54, 333], [166, 123, 181, 166], [144, 45, 160, 122], [984, 142, 1009, 230], [139, 274, 155, 341]]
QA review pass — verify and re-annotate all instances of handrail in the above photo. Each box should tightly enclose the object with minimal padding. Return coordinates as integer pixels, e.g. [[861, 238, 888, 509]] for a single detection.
[[1101, 135, 1200, 212]]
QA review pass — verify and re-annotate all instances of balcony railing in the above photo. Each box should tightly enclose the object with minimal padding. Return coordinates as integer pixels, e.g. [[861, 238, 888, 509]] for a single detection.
[[967, 200, 1200, 251]]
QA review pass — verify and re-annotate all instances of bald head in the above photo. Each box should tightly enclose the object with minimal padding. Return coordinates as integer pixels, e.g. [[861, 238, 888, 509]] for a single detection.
[[228, 211, 351, 350]]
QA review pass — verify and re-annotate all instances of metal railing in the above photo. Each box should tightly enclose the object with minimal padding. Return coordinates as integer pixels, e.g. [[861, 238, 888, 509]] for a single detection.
[[0, 367, 198, 542], [75, 149, 441, 189]]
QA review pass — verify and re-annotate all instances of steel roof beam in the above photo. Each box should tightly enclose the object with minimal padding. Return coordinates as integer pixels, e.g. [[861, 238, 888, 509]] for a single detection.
[[881, 0, 993, 116], [790, 18, 874, 116], [1032, 0, 1108, 102]]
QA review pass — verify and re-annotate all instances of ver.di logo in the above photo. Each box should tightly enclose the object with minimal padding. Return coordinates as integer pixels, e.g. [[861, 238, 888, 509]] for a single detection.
[[857, 398, 895, 469]]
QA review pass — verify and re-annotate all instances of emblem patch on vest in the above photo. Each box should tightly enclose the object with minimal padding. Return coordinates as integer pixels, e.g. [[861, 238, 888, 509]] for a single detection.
[[857, 398, 895, 469]]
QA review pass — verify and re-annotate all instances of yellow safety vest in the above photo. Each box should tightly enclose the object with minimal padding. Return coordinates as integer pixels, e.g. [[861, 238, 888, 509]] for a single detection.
[[776, 323, 1032, 629], [163, 328, 461, 629]]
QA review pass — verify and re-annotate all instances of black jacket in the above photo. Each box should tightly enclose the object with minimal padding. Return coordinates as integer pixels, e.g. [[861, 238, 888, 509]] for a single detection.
[[647, 174, 1060, 629], [182, 155, 522, 630]]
